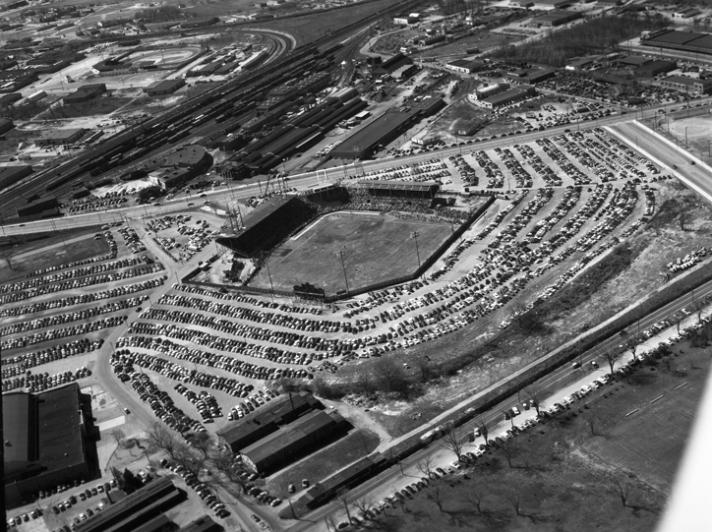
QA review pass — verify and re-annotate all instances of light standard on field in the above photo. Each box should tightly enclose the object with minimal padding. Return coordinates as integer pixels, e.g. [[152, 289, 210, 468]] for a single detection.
[[410, 231, 422, 274], [337, 248, 350, 295]]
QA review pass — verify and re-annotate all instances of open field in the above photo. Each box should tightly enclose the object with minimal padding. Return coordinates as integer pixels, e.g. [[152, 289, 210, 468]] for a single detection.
[[251, 0, 394, 45], [665, 115, 712, 164], [250, 211, 454, 295], [265, 428, 380, 499], [416, 31, 518, 59], [0, 233, 109, 283], [373, 337, 712, 532]]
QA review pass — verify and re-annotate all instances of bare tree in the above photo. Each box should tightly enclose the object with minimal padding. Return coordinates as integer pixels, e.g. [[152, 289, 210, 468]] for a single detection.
[[186, 431, 212, 459], [475, 419, 489, 446], [524, 388, 541, 417], [426, 486, 445, 513], [500, 438, 520, 469], [603, 351, 620, 376], [620, 330, 638, 361], [416, 456, 436, 479], [338, 490, 353, 524], [111, 428, 126, 448], [465, 490, 484, 515], [443, 427, 464, 462], [145, 422, 179, 459]]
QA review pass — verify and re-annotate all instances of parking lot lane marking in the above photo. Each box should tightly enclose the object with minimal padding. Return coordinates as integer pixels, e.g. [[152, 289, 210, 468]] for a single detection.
[[625, 408, 639, 417], [650, 394, 665, 404], [673, 381, 689, 391]]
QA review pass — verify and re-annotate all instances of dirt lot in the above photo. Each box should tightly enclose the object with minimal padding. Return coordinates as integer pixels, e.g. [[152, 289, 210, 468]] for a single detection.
[[374, 338, 711, 532], [0, 229, 107, 282], [250, 211, 453, 295]]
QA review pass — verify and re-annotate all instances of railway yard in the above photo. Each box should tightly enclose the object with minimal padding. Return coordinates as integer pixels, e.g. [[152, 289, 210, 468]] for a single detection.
[[3, 1, 712, 532]]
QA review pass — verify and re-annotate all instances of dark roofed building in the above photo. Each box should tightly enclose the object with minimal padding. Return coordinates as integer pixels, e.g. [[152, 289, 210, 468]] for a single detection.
[[144, 78, 185, 96], [180, 515, 223, 532], [4, 384, 98, 508], [241, 409, 349, 474], [0, 117, 14, 134], [0, 165, 33, 192], [635, 59, 676, 78], [63, 83, 107, 104], [351, 180, 439, 198], [217, 392, 321, 452], [36, 128, 86, 146], [75, 478, 185, 532]]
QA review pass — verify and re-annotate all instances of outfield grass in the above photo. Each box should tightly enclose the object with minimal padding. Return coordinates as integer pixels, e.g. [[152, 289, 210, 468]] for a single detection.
[[249, 211, 453, 296], [0, 232, 109, 283]]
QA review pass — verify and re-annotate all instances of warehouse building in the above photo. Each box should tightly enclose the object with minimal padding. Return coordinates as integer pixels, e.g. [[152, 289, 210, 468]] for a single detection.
[[144, 78, 185, 96], [0, 117, 14, 135], [218, 392, 321, 452], [0, 164, 32, 190], [530, 9, 580, 27], [330, 98, 444, 160], [4, 383, 98, 508], [479, 85, 536, 109], [240, 409, 349, 474], [63, 83, 107, 104], [642, 29, 712, 57], [446, 59, 485, 75], [75, 478, 186, 532], [658, 75, 712, 95], [36, 128, 86, 146]]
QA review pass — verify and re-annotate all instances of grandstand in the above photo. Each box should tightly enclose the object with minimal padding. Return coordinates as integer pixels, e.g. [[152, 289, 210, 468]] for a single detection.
[[215, 197, 315, 258]]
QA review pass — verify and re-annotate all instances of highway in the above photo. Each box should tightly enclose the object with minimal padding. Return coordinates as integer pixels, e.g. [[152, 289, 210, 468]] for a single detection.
[[607, 120, 712, 206], [287, 275, 712, 531], [0, 109, 693, 237]]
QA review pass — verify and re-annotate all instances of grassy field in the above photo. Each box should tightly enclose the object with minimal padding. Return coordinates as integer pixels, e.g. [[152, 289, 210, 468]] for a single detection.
[[249, 211, 453, 296], [371, 339, 711, 532], [0, 231, 108, 283], [265, 428, 380, 499], [250, 0, 394, 45]]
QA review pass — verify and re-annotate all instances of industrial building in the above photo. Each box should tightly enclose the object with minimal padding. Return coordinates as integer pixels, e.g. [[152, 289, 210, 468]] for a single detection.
[[446, 59, 486, 75], [36, 128, 86, 146], [240, 409, 349, 474], [4, 383, 98, 508], [75, 478, 186, 532], [180, 516, 223, 532], [479, 85, 536, 109], [145, 145, 213, 189], [63, 83, 107, 104], [0, 164, 32, 190], [330, 97, 445, 159], [215, 197, 316, 258], [642, 29, 712, 57], [530, 9, 581, 27], [144, 78, 186, 96], [218, 392, 322, 452], [658, 75, 712, 95]]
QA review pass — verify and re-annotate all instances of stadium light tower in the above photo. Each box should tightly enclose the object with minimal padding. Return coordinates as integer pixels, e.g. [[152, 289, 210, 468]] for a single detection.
[[337, 248, 350, 295], [410, 231, 422, 273]]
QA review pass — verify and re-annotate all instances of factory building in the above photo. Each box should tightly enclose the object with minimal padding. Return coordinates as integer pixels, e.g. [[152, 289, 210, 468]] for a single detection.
[[4, 383, 98, 508], [217, 392, 321, 452], [0, 164, 32, 190], [658, 75, 712, 95], [240, 409, 349, 474], [35, 128, 86, 146], [144, 78, 185, 96], [63, 83, 107, 104], [479, 85, 536, 109], [446, 59, 486, 75], [75, 478, 186, 532]]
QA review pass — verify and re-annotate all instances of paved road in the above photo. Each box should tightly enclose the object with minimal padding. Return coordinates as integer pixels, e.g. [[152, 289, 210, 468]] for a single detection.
[[607, 120, 712, 206], [288, 275, 712, 531]]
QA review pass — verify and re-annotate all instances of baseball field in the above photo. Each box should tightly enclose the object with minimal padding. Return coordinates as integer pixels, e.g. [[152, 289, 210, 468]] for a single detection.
[[249, 210, 454, 295]]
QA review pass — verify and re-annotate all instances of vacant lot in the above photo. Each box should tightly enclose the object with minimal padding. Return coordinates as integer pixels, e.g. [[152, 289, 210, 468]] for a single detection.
[[0, 229, 107, 282], [251, 0, 394, 45], [373, 339, 710, 532], [250, 211, 453, 296]]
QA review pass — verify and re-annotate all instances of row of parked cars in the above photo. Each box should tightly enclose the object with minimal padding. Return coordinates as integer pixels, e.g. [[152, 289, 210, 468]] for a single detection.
[[174, 384, 223, 421], [1, 315, 127, 350], [1, 295, 146, 337], [0, 277, 165, 318], [0, 261, 164, 305], [2, 367, 91, 393], [1, 338, 102, 379], [117, 333, 311, 382], [166, 463, 230, 519]]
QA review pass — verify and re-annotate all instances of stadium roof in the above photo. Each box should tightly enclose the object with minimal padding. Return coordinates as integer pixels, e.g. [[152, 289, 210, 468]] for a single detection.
[[353, 180, 439, 192]]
